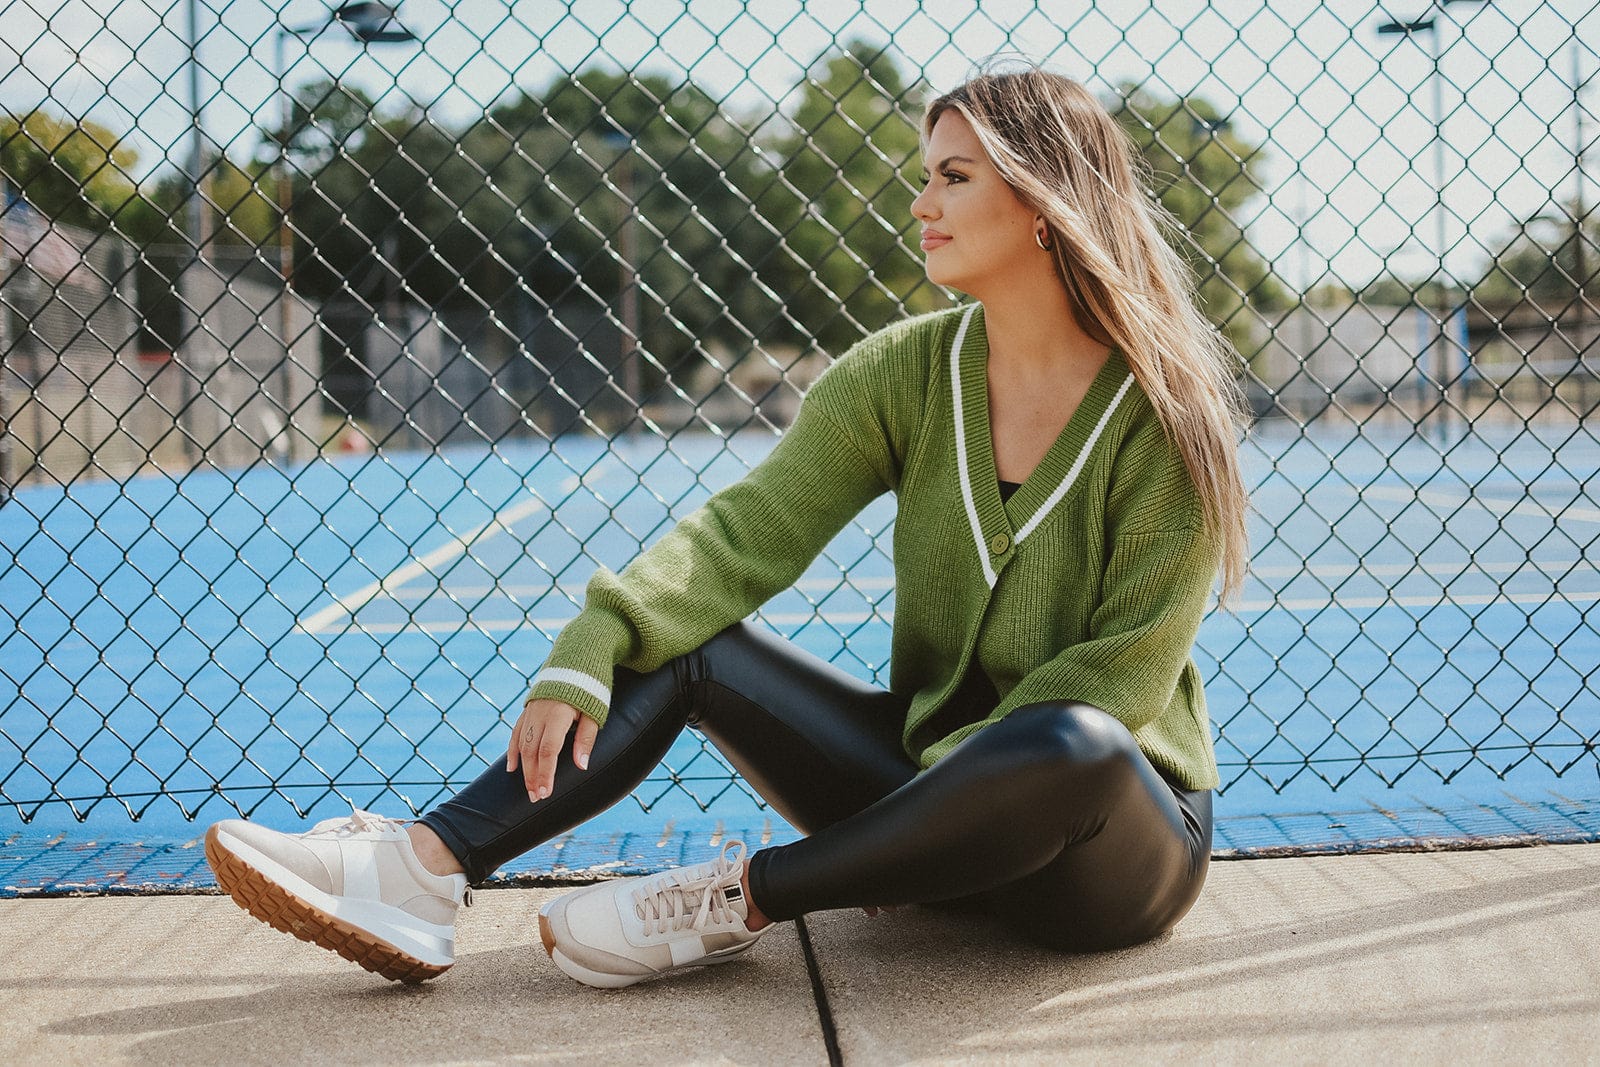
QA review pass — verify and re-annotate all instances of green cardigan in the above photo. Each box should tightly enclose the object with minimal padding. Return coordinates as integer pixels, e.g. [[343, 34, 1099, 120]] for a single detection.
[[527, 303, 1222, 790]]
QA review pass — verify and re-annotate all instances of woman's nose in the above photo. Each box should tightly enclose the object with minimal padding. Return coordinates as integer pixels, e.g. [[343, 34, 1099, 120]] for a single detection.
[[911, 183, 935, 221]]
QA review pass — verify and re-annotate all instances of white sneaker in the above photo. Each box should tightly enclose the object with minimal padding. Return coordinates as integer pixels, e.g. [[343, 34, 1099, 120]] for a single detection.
[[205, 808, 471, 982], [538, 840, 765, 988]]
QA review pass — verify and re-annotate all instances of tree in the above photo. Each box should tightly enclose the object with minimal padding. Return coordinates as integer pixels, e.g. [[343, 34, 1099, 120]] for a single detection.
[[1357, 272, 1451, 308], [274, 68, 786, 411], [476, 68, 780, 368], [1472, 203, 1597, 311], [759, 40, 951, 354], [263, 80, 381, 172], [1, 110, 141, 232], [1109, 86, 1289, 350]]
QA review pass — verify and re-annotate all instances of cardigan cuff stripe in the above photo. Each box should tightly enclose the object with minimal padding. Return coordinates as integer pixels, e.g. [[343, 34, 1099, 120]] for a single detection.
[[531, 667, 611, 707]]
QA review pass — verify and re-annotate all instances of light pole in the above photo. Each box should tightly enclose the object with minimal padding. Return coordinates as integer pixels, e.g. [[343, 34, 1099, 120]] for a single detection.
[[176, 0, 215, 467], [185, 0, 212, 260], [601, 128, 642, 430], [1573, 41, 1592, 312], [1375, 0, 1487, 440], [272, 2, 416, 454]]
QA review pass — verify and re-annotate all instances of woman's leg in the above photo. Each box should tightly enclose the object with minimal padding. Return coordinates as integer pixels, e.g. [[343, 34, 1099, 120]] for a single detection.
[[419, 621, 918, 883], [747, 701, 1213, 951]]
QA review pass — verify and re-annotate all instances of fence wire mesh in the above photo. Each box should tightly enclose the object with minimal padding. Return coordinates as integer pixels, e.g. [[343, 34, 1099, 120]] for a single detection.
[[1, 0, 1597, 829]]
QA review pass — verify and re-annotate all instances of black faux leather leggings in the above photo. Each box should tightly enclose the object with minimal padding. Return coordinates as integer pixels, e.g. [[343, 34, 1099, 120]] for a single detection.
[[419, 621, 1212, 951]]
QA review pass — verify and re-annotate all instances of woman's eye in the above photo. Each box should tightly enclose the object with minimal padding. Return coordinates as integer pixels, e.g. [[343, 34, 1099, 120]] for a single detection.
[[941, 170, 966, 184]]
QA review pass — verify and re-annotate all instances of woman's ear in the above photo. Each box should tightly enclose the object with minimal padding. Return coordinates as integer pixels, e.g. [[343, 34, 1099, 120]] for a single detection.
[[1034, 217, 1054, 253]]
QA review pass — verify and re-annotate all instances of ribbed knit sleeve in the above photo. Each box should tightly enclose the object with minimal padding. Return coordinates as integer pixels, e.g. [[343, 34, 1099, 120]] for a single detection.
[[525, 319, 937, 725]]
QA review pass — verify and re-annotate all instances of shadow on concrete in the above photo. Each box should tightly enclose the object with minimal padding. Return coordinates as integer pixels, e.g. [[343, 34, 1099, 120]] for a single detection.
[[805, 847, 1600, 1062], [33, 943, 812, 1066]]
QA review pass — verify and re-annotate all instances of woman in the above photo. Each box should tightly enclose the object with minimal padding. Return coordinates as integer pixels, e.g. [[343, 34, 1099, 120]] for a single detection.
[[205, 66, 1249, 988]]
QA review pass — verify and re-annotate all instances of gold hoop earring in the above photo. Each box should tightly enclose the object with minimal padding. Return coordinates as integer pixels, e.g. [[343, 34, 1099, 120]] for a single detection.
[[1035, 228, 1053, 252]]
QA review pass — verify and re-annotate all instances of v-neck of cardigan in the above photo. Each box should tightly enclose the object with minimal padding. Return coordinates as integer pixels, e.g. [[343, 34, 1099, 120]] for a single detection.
[[949, 303, 1137, 584]]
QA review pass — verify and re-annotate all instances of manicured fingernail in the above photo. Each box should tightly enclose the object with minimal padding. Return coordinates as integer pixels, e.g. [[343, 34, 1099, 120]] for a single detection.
[[538, 786, 549, 800], [577, 752, 589, 770], [528, 791, 538, 804]]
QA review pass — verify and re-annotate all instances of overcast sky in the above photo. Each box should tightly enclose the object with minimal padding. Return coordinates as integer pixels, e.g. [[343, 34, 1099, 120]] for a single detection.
[[5, 0, 1596, 291]]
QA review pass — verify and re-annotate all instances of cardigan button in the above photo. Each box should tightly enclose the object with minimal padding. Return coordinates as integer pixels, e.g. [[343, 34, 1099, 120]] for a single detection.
[[988, 532, 1011, 555]]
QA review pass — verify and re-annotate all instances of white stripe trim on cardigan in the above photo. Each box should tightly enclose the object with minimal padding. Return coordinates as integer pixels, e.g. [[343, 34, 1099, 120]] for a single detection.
[[948, 305, 996, 589], [532, 667, 611, 708], [1013, 371, 1137, 546], [950, 301, 1138, 586]]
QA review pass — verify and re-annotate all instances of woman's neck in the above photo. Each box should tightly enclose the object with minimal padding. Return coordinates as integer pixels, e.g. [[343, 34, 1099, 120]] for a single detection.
[[975, 273, 1109, 377]]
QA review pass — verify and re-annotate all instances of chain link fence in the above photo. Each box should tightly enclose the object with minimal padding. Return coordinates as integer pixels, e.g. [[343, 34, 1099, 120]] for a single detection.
[[2, 0, 1596, 830]]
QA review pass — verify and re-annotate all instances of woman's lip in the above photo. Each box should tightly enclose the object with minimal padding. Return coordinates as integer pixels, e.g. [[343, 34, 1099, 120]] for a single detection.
[[920, 232, 951, 250]]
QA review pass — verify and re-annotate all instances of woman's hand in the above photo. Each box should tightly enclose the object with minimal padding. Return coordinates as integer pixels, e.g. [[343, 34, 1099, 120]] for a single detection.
[[506, 697, 599, 803]]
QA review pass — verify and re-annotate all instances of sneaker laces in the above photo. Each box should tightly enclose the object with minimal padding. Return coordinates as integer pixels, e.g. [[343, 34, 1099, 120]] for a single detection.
[[305, 807, 404, 839], [631, 840, 748, 937]]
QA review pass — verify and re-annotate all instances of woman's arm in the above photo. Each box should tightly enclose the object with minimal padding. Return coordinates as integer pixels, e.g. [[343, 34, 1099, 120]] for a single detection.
[[524, 323, 928, 729]]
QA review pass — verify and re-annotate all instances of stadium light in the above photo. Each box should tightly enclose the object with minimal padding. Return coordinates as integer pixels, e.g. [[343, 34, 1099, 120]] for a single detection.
[[271, 3, 418, 450], [1373, 0, 1488, 439]]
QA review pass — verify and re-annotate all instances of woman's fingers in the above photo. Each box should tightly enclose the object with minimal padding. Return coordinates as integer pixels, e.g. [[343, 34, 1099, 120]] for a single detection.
[[573, 715, 599, 771], [506, 699, 532, 774], [532, 712, 569, 798], [507, 699, 581, 802]]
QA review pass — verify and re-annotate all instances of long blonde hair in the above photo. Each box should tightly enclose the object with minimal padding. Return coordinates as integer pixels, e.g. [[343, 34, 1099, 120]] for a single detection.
[[925, 67, 1250, 600]]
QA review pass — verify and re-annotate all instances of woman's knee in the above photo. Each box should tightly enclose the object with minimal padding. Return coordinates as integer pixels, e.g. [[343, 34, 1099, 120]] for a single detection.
[[612, 623, 760, 729], [994, 701, 1141, 776]]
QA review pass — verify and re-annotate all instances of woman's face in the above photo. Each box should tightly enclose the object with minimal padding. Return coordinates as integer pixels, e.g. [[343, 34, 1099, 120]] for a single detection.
[[911, 110, 1042, 296]]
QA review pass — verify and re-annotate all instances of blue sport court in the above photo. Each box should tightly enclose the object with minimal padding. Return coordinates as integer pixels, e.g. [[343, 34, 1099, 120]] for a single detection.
[[3, 419, 1597, 894]]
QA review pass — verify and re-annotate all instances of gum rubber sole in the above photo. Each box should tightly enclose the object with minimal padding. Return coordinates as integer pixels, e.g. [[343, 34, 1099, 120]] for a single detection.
[[538, 911, 556, 957], [205, 824, 449, 984]]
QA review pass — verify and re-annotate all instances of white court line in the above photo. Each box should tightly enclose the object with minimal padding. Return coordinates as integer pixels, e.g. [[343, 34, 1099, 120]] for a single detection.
[[379, 574, 898, 603], [297, 496, 548, 635], [1355, 485, 1600, 524], [327, 609, 890, 636], [300, 583, 1600, 636], [1224, 587, 1600, 615]]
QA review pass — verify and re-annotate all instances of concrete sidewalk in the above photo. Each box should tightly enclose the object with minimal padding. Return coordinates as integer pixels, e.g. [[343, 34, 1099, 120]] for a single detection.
[[3, 843, 1596, 1065]]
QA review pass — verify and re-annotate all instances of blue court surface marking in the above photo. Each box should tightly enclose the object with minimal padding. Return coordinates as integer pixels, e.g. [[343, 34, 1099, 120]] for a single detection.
[[2, 422, 1597, 891]]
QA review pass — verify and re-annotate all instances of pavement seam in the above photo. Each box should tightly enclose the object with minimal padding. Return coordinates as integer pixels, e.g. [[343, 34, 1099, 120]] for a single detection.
[[794, 916, 844, 1067]]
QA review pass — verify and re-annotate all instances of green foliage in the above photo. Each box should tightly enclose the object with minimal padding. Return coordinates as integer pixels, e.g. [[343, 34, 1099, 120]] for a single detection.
[[477, 69, 783, 357], [1357, 273, 1440, 306], [758, 40, 952, 353], [10, 53, 1288, 391], [1, 110, 140, 231], [264, 81, 381, 170], [1472, 205, 1596, 309], [205, 157, 278, 248], [282, 70, 786, 394], [1109, 85, 1288, 347]]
